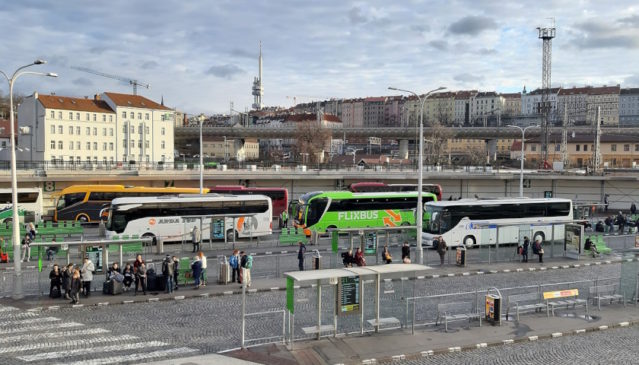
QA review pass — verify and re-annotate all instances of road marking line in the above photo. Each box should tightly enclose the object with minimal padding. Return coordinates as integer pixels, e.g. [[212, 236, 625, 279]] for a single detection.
[[476, 343, 487, 348], [0, 321, 84, 335], [421, 350, 434, 356], [619, 322, 629, 327], [529, 336, 538, 341], [599, 325, 608, 330], [502, 339, 514, 344], [502, 269, 511, 273], [0, 316, 60, 327], [448, 346, 461, 352], [18, 340, 167, 362], [0, 334, 138, 354], [0, 306, 19, 312], [552, 332, 562, 338], [574, 329, 586, 334], [0, 328, 110, 344], [54, 347, 199, 365]]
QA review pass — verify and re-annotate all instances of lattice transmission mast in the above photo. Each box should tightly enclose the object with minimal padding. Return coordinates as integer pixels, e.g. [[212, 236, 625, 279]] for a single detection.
[[537, 22, 555, 168]]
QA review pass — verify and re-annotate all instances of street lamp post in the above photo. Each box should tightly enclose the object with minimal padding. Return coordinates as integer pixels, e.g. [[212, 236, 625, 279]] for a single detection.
[[388, 86, 445, 264], [507, 124, 539, 197], [0, 60, 57, 299], [199, 119, 203, 194]]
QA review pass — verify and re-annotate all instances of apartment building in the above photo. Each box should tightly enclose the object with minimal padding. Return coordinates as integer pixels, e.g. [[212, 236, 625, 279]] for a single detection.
[[513, 134, 639, 168], [424, 92, 455, 126], [585, 85, 620, 126], [363, 97, 386, 127], [470, 92, 504, 126], [17, 91, 174, 165], [620, 88, 639, 126], [202, 137, 259, 161], [501, 93, 522, 117], [453, 90, 477, 125], [521, 87, 560, 120], [341, 99, 364, 128]]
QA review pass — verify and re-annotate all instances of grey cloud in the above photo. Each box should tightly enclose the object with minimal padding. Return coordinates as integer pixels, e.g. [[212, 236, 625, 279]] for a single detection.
[[230, 48, 256, 59], [141, 61, 158, 70], [205, 64, 245, 79], [624, 75, 639, 87], [410, 24, 430, 34], [618, 14, 639, 27], [478, 48, 497, 55], [448, 15, 497, 35], [89, 46, 107, 55], [348, 6, 368, 24], [454, 73, 484, 82], [72, 77, 93, 86], [573, 33, 639, 49], [428, 40, 448, 51]]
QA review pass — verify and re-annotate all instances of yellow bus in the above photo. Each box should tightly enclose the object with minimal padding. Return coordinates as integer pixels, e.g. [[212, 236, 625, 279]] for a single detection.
[[54, 185, 209, 222]]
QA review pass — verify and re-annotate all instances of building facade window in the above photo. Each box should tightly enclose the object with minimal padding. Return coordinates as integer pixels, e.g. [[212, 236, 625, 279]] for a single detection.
[[123, 125, 127, 133], [161, 127, 165, 136], [130, 126, 135, 134], [109, 142, 114, 151], [86, 127, 91, 136], [130, 140, 134, 148], [93, 142, 98, 150], [86, 113, 90, 121], [138, 113, 142, 120], [86, 142, 91, 150], [145, 113, 149, 120], [110, 128, 114, 136], [624, 144, 630, 152], [50, 140, 55, 149], [93, 114, 97, 121], [76, 141, 81, 150], [584, 145, 588, 152], [76, 126, 81, 135], [161, 141, 165, 149], [69, 126, 73, 135], [145, 126, 149, 134], [69, 112, 73, 120], [611, 144, 617, 152], [51, 125, 55, 134], [93, 127, 97, 136], [145, 140, 149, 148], [103, 142, 107, 151], [130, 112, 134, 119], [102, 128, 107, 136], [69, 142, 74, 150], [76, 113, 80, 121], [102, 115, 106, 122], [109, 115, 113, 122], [58, 141, 63, 150], [58, 111, 62, 119], [123, 140, 127, 148], [576, 145, 580, 152], [58, 125, 63, 134], [138, 125, 143, 134], [122, 111, 126, 118], [50, 111, 55, 119]]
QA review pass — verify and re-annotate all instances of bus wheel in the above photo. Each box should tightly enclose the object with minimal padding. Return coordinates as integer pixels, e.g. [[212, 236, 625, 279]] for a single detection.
[[533, 232, 545, 244], [142, 233, 156, 246], [463, 235, 476, 247], [76, 214, 89, 223]]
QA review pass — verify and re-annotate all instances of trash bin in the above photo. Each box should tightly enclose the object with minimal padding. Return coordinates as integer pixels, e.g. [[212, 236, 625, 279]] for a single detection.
[[312, 250, 321, 270], [485, 293, 502, 326], [218, 256, 231, 284], [155, 238, 164, 254], [455, 246, 466, 267]]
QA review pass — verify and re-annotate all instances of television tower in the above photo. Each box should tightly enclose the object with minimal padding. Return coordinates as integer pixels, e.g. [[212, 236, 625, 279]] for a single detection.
[[537, 21, 555, 167], [252, 41, 264, 110]]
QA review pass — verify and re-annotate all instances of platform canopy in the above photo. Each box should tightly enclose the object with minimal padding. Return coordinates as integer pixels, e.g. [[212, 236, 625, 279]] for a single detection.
[[284, 264, 431, 282]]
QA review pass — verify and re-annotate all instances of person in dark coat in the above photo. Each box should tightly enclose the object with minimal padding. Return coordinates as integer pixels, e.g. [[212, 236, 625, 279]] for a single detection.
[[631, 203, 637, 215], [62, 263, 73, 300], [521, 236, 529, 263], [341, 249, 354, 267], [69, 269, 82, 304], [401, 241, 410, 262], [135, 262, 147, 295], [106, 262, 121, 280], [122, 263, 134, 292], [297, 241, 306, 271], [172, 256, 180, 290], [191, 256, 202, 289], [49, 264, 62, 298], [533, 238, 544, 263]]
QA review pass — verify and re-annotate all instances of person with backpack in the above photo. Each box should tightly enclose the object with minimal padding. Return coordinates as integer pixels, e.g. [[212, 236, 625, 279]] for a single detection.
[[297, 241, 306, 271], [435, 236, 447, 266], [162, 255, 175, 293], [240, 251, 253, 287], [80, 257, 94, 297], [229, 249, 240, 283], [341, 248, 354, 267], [49, 264, 62, 298], [191, 256, 202, 289]]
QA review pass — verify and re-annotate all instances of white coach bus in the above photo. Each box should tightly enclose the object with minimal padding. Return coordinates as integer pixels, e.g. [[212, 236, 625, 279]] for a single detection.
[[422, 198, 573, 247], [105, 194, 272, 242], [0, 187, 43, 223]]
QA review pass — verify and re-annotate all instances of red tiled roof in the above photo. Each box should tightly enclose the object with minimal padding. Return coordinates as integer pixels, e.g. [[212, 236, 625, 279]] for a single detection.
[[103, 92, 170, 110], [501, 93, 521, 99], [0, 119, 17, 139], [285, 113, 342, 123], [38, 95, 115, 113], [365, 97, 387, 103], [455, 90, 478, 99], [558, 86, 619, 96]]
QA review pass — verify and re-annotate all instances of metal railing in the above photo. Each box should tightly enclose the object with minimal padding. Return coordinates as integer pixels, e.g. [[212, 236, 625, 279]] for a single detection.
[[241, 309, 286, 348]]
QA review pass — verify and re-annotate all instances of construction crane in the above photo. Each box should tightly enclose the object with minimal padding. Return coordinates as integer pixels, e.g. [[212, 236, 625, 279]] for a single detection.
[[70, 66, 150, 95]]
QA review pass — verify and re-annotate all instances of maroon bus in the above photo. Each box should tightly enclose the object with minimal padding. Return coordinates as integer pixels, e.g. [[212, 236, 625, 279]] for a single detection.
[[208, 185, 288, 218], [347, 182, 442, 201]]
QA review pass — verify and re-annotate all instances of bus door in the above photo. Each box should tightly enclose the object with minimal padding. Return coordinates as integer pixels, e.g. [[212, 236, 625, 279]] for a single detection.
[[211, 218, 225, 240]]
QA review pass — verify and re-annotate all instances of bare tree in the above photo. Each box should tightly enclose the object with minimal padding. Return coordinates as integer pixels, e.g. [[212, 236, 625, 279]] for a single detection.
[[293, 121, 331, 163], [425, 121, 454, 165]]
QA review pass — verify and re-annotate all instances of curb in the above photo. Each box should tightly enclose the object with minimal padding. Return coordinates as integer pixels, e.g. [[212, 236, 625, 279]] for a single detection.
[[370, 319, 639, 364]]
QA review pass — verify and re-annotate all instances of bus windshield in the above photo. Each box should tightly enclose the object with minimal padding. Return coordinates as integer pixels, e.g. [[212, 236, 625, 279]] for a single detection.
[[424, 206, 448, 234]]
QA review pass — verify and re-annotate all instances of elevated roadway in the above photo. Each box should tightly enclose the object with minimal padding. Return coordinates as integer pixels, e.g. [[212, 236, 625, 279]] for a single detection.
[[175, 125, 639, 140]]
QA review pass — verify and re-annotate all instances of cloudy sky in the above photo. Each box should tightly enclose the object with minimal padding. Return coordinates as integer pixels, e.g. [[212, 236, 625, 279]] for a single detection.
[[1, 0, 638, 114]]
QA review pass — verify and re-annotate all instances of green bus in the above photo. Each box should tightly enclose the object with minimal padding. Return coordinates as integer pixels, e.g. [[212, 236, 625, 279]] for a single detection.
[[293, 191, 437, 235]]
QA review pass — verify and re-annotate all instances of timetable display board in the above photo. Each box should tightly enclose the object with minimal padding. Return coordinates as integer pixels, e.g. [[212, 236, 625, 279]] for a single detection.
[[337, 276, 361, 315]]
